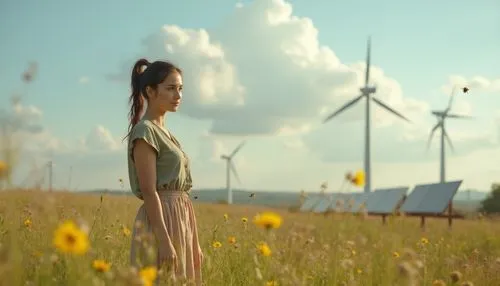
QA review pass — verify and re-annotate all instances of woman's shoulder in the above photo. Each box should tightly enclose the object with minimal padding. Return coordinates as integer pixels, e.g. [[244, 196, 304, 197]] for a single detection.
[[131, 119, 155, 132], [129, 119, 173, 147]]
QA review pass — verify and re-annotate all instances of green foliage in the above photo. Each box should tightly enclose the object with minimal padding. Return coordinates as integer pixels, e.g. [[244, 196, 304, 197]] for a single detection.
[[479, 183, 500, 214]]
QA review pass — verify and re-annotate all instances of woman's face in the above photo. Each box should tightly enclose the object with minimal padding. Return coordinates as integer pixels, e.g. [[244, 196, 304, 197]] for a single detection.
[[148, 71, 183, 113]]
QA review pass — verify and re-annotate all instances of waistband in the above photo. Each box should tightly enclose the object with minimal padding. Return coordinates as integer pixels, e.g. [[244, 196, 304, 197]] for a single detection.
[[157, 190, 189, 198]]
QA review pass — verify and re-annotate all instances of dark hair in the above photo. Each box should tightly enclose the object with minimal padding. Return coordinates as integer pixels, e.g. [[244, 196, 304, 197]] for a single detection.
[[124, 58, 182, 141]]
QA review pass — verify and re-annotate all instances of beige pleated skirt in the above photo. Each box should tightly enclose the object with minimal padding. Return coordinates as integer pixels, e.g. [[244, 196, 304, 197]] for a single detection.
[[130, 190, 202, 285]]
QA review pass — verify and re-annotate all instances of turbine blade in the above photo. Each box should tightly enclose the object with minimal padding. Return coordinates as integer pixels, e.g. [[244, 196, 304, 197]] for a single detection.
[[323, 95, 364, 123], [365, 36, 371, 86], [230, 141, 246, 158], [427, 122, 440, 151], [446, 86, 457, 112], [446, 113, 472, 119], [371, 97, 411, 122], [443, 128, 455, 152], [229, 161, 241, 184]]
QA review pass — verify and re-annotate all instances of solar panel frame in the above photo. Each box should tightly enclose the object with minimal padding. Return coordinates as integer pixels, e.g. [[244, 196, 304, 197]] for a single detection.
[[366, 187, 409, 214], [400, 181, 462, 214], [299, 196, 321, 212]]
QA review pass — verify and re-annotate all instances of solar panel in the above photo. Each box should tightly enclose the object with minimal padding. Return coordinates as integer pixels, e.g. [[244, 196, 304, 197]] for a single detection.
[[312, 195, 333, 213], [400, 181, 462, 214], [299, 196, 321, 212], [348, 193, 371, 213], [366, 187, 409, 214], [327, 193, 349, 212], [364, 189, 386, 212]]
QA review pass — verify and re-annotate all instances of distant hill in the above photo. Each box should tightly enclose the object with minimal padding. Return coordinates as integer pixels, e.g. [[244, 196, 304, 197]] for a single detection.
[[78, 188, 488, 212]]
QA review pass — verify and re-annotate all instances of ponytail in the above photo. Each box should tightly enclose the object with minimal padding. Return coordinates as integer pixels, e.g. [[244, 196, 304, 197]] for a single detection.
[[123, 58, 182, 142], [124, 58, 150, 141]]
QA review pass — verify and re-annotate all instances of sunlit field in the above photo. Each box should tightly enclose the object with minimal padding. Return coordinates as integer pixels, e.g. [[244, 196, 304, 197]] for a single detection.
[[0, 190, 499, 286]]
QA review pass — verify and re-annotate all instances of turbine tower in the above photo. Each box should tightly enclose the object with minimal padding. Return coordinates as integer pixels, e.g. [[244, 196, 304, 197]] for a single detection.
[[322, 37, 411, 193], [220, 141, 245, 204], [427, 87, 471, 183]]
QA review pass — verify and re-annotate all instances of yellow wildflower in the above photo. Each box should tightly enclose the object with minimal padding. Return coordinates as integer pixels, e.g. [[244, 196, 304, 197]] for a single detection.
[[53, 220, 89, 255], [139, 266, 157, 286], [24, 218, 32, 228], [257, 242, 271, 256], [0, 160, 7, 179], [122, 225, 131, 237], [92, 259, 111, 273], [393, 251, 400, 258], [253, 212, 282, 230], [223, 213, 229, 221], [351, 170, 365, 186], [266, 280, 278, 286], [420, 237, 429, 245], [241, 217, 248, 223], [228, 236, 236, 244], [212, 241, 222, 248]]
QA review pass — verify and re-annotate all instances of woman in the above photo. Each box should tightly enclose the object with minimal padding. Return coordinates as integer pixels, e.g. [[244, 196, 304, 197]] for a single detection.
[[125, 58, 203, 285]]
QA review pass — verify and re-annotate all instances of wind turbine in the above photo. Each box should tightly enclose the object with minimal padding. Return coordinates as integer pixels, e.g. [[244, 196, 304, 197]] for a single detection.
[[322, 37, 411, 193], [427, 87, 471, 183], [220, 141, 245, 204]]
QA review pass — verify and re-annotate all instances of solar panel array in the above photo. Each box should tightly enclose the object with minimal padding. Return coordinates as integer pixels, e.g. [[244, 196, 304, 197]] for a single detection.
[[299, 181, 462, 216], [400, 180, 462, 214]]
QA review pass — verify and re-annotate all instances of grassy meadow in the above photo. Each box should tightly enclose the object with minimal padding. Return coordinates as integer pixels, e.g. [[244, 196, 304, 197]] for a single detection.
[[0, 190, 499, 286]]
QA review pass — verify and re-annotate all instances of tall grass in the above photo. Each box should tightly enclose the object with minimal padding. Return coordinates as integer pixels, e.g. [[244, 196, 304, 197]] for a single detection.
[[0, 190, 499, 285]]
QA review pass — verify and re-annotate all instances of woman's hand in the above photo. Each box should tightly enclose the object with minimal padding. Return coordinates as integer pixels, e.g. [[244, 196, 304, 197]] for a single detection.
[[196, 245, 203, 268], [158, 238, 178, 272]]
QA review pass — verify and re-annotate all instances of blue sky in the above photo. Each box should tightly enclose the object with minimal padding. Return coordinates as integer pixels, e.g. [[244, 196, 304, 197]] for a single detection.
[[1, 0, 499, 193]]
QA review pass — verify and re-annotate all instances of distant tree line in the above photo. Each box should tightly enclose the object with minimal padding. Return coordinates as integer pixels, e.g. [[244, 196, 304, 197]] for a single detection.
[[479, 183, 500, 214]]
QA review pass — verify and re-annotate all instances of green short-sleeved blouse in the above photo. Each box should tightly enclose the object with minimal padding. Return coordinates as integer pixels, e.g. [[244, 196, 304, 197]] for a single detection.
[[127, 119, 193, 199]]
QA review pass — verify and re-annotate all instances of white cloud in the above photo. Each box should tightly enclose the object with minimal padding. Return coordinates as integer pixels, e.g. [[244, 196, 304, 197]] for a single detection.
[[1, 102, 44, 134], [282, 137, 306, 150], [196, 131, 247, 167], [441, 75, 500, 95], [79, 76, 90, 84], [83, 125, 122, 152], [110, 0, 428, 136]]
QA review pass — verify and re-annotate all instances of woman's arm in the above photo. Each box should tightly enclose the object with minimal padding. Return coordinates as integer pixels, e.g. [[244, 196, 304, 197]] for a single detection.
[[133, 139, 172, 245]]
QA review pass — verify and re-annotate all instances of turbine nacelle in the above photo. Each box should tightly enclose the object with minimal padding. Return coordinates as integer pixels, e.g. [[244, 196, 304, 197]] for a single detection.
[[220, 155, 229, 160], [431, 110, 446, 117], [360, 86, 376, 95]]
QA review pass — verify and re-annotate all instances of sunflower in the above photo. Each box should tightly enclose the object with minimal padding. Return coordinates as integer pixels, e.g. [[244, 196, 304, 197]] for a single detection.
[[253, 212, 282, 230], [53, 220, 89, 255]]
